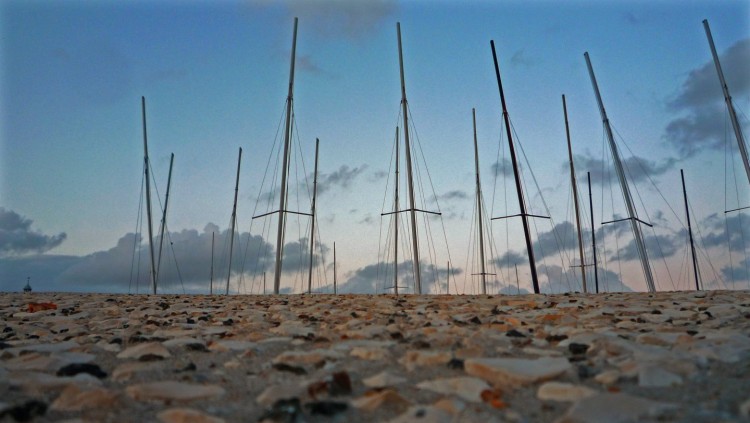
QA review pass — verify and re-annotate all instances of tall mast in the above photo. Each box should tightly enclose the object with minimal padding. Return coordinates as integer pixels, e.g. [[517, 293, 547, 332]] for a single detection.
[[274, 17, 298, 294], [210, 231, 214, 295], [703, 19, 750, 186], [588, 172, 600, 293], [681, 169, 701, 290], [489, 41, 541, 294], [141, 96, 157, 295], [307, 138, 320, 294], [472, 108, 488, 294], [394, 126, 400, 295], [226, 147, 242, 295], [584, 52, 656, 293], [156, 153, 174, 286], [562, 96, 587, 293], [333, 242, 337, 295], [397, 22, 423, 294]]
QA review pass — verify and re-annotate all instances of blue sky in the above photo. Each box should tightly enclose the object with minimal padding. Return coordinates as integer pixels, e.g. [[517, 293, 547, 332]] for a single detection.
[[1, 0, 749, 294]]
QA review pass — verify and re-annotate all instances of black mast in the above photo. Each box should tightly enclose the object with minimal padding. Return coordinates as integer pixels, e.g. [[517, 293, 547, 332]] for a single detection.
[[489, 40, 541, 294], [680, 169, 701, 290]]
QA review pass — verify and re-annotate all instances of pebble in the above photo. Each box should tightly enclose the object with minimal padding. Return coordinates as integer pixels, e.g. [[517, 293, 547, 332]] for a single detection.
[[50, 385, 118, 411], [416, 376, 491, 403], [464, 356, 572, 387], [157, 408, 226, 423], [556, 392, 677, 423], [126, 381, 225, 402], [537, 381, 598, 402], [117, 342, 171, 360]]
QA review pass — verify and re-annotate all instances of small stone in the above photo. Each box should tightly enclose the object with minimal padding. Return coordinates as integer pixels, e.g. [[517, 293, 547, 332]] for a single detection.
[[117, 342, 171, 360], [351, 389, 410, 412], [537, 382, 597, 402], [416, 377, 491, 403], [399, 350, 452, 371], [0, 400, 47, 421], [387, 405, 452, 423], [362, 371, 407, 388], [51, 385, 118, 411], [350, 346, 389, 360], [305, 401, 348, 416], [465, 357, 572, 387], [126, 381, 225, 402], [256, 384, 305, 407], [258, 398, 301, 423], [739, 397, 750, 418], [56, 363, 107, 379], [555, 392, 676, 423], [637, 365, 683, 387], [111, 361, 161, 382], [568, 343, 589, 355], [157, 408, 226, 423], [432, 397, 466, 415], [593, 369, 620, 385]]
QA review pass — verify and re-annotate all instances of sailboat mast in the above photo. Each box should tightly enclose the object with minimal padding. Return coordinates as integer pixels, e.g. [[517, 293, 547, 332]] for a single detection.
[[156, 153, 174, 286], [394, 126, 400, 295], [472, 108, 487, 295], [307, 138, 320, 294], [588, 172, 600, 293], [681, 169, 701, 291], [141, 96, 158, 295], [562, 96, 587, 293], [584, 52, 655, 293], [397, 22, 422, 294], [703, 19, 750, 185], [226, 147, 242, 295], [490, 41, 541, 294], [210, 231, 214, 295], [274, 17, 298, 294], [333, 242, 337, 295]]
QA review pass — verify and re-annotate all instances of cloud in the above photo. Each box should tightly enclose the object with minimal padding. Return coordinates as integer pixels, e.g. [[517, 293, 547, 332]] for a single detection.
[[281, 0, 397, 40], [439, 190, 469, 202], [510, 49, 535, 68], [0, 208, 67, 257], [492, 250, 527, 268], [317, 165, 368, 195], [337, 260, 461, 294], [573, 154, 676, 185], [700, 212, 750, 253], [279, 237, 328, 274], [491, 158, 514, 178], [663, 38, 750, 156], [617, 233, 680, 261], [368, 170, 388, 183], [720, 258, 750, 285], [0, 254, 80, 292]]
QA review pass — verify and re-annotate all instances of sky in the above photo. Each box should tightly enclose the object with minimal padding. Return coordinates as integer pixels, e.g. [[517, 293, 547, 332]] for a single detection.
[[1, 0, 749, 295]]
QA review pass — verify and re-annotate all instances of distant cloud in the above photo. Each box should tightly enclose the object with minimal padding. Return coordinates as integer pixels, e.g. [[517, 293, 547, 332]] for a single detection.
[[0, 208, 66, 257], [491, 158, 514, 178], [617, 233, 680, 261], [510, 49, 535, 68], [338, 260, 461, 294], [573, 154, 676, 185], [281, 0, 397, 40], [317, 165, 368, 195], [296, 54, 325, 75], [700, 212, 750, 253], [663, 38, 750, 156], [492, 250, 527, 268], [369, 170, 388, 182], [622, 12, 640, 26], [721, 258, 750, 285], [439, 190, 469, 202]]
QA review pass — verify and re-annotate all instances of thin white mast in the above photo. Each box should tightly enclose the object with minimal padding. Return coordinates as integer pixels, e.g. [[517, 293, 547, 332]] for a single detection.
[[394, 126, 400, 295], [141, 96, 157, 295], [156, 153, 174, 287], [584, 52, 656, 293], [562, 95, 587, 293], [274, 17, 298, 294], [226, 147, 242, 295], [210, 231, 214, 295], [472, 108, 488, 294], [703, 19, 750, 186], [397, 22, 423, 294], [307, 138, 320, 294], [333, 242, 337, 295]]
